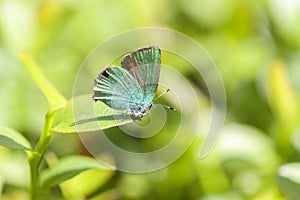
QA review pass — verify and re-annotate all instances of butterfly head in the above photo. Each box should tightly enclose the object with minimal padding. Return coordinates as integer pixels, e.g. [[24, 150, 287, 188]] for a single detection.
[[129, 102, 155, 121]]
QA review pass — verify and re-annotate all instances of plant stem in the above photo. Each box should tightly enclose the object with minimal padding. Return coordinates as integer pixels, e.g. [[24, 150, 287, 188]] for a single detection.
[[28, 111, 54, 200], [28, 151, 41, 200]]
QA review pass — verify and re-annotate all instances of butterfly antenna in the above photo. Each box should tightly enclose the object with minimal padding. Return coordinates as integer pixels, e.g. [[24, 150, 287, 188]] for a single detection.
[[154, 89, 176, 111], [155, 88, 171, 100], [163, 104, 176, 111]]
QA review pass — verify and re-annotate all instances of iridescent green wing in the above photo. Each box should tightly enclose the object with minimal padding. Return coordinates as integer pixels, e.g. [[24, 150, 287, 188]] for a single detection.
[[93, 66, 144, 110], [121, 46, 161, 106]]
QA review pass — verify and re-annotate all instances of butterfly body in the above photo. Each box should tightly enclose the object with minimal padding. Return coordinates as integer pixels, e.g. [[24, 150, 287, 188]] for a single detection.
[[92, 46, 161, 120]]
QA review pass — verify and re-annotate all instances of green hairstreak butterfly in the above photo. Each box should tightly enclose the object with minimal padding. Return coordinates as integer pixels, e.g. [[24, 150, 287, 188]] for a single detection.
[[92, 46, 164, 120]]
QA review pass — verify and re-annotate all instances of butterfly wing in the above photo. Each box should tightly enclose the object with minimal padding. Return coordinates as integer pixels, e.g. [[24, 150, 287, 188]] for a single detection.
[[93, 66, 144, 111], [121, 46, 161, 106]]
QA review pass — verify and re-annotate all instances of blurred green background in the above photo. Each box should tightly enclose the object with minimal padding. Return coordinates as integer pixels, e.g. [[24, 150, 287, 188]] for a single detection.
[[0, 0, 300, 199]]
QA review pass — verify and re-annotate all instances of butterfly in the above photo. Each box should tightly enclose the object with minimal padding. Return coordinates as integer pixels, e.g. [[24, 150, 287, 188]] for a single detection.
[[92, 46, 163, 120]]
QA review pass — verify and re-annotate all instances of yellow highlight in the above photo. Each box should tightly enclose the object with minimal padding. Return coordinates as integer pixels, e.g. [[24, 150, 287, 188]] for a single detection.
[[267, 59, 297, 130]]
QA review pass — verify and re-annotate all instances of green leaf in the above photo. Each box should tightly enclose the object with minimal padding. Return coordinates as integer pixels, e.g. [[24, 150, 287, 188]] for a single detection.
[[20, 52, 67, 113], [0, 126, 32, 150], [52, 95, 132, 134], [40, 155, 114, 190], [60, 169, 115, 198], [208, 123, 279, 171], [277, 163, 300, 200]]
